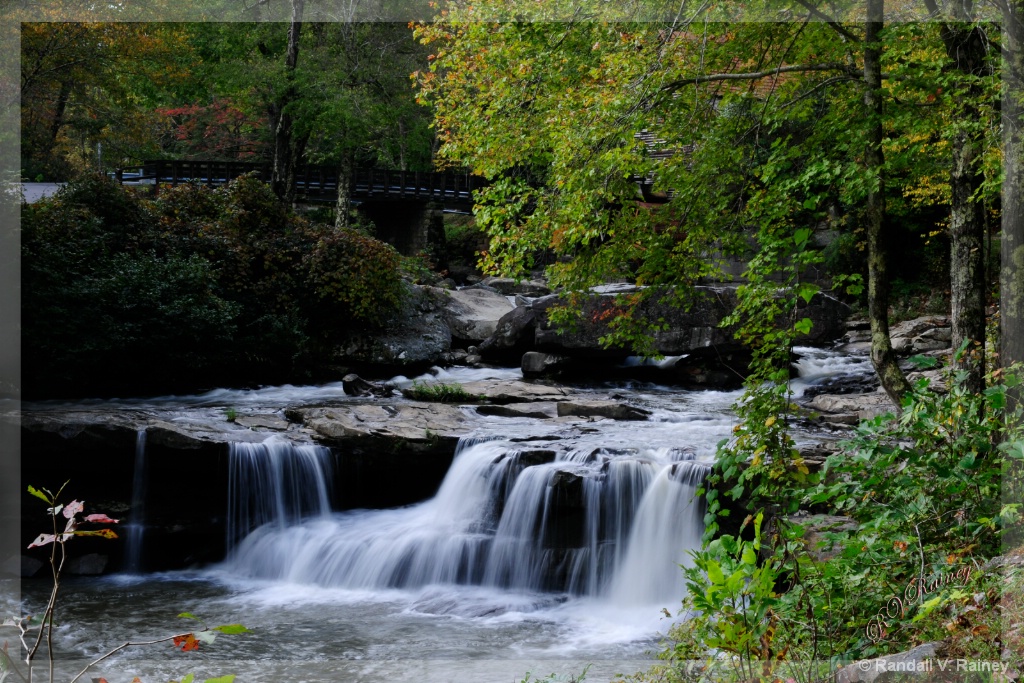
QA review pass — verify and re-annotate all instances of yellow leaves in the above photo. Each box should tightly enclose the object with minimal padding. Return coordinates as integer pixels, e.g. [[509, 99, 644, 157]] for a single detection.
[[764, 416, 777, 428]]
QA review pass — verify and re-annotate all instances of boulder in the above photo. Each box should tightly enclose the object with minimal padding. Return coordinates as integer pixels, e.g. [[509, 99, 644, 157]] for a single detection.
[[521, 351, 572, 378], [807, 390, 897, 420], [476, 402, 559, 419], [339, 285, 451, 368], [520, 285, 844, 358], [460, 379, 569, 404], [65, 553, 108, 576], [429, 286, 515, 342], [479, 276, 552, 298], [288, 403, 467, 453], [555, 400, 651, 421], [890, 315, 953, 355], [478, 306, 537, 359], [342, 373, 395, 398]]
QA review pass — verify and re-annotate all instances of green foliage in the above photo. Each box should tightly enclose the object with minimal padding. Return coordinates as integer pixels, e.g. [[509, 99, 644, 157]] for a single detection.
[[518, 666, 589, 683], [22, 174, 405, 397], [305, 227, 404, 326], [668, 513, 786, 681], [403, 381, 481, 403]]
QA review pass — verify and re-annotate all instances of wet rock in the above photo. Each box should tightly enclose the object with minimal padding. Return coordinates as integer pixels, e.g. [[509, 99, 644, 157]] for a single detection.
[[478, 306, 537, 360], [555, 400, 651, 421], [429, 286, 515, 342], [802, 371, 880, 399], [65, 553, 108, 576], [233, 414, 291, 431], [342, 373, 395, 398], [521, 351, 571, 378], [543, 469, 588, 549], [480, 277, 552, 298], [835, 642, 947, 683], [288, 403, 466, 454], [514, 449, 558, 466], [807, 390, 897, 420], [476, 402, 559, 419], [460, 380, 569, 404]]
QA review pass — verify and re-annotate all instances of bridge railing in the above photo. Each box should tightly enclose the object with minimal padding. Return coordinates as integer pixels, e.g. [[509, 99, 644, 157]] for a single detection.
[[118, 161, 484, 204]]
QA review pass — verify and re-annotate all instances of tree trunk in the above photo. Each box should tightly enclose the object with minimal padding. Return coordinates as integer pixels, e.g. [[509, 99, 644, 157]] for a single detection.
[[864, 0, 912, 406], [271, 0, 305, 202], [1003, 2, 1024, 380], [939, 6, 989, 394], [335, 153, 353, 230]]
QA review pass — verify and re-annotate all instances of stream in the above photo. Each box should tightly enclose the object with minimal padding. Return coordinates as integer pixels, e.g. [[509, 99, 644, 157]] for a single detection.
[[17, 347, 869, 683]]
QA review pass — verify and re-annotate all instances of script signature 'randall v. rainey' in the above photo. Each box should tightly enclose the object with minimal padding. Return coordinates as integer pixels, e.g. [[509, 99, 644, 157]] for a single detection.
[[865, 564, 974, 642]]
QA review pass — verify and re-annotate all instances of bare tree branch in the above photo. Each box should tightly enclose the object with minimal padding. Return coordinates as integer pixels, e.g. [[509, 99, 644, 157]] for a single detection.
[[662, 62, 857, 92]]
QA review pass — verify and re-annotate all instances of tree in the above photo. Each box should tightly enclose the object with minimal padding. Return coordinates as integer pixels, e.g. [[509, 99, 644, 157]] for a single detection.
[[20, 23, 194, 179], [1003, 0, 1024, 380]]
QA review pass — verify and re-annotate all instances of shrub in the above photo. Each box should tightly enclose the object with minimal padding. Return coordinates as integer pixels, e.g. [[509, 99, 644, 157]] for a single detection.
[[304, 227, 405, 326]]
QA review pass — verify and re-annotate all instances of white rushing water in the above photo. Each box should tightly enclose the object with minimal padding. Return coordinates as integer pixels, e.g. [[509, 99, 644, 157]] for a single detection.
[[121, 430, 147, 574], [22, 347, 869, 682], [224, 437, 709, 606]]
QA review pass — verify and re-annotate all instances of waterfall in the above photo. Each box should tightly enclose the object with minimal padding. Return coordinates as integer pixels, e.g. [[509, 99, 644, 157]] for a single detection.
[[226, 438, 334, 554], [122, 430, 147, 573], [226, 436, 709, 605]]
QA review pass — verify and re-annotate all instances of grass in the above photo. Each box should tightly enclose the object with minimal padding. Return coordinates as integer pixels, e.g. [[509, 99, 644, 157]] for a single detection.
[[402, 381, 481, 403]]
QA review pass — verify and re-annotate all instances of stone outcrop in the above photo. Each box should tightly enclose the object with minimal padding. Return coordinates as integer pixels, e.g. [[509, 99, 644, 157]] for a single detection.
[[338, 285, 452, 369], [479, 277, 552, 298], [840, 316, 953, 357], [477, 286, 844, 385], [286, 403, 467, 455], [428, 286, 515, 342], [555, 400, 651, 421]]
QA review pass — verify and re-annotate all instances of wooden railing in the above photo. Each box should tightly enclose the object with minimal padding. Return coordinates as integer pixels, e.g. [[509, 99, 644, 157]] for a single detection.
[[119, 161, 485, 204]]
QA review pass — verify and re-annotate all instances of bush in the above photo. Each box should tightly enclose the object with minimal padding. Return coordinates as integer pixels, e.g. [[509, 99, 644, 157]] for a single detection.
[[305, 227, 405, 327], [23, 174, 407, 397]]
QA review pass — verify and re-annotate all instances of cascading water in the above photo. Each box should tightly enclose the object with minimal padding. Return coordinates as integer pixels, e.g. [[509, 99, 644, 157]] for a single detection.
[[225, 436, 710, 607], [121, 430, 147, 573], [226, 437, 334, 553]]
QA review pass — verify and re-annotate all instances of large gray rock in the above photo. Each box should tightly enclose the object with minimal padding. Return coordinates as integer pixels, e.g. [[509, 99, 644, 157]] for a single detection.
[[340, 285, 451, 367], [478, 306, 537, 358], [460, 379, 570, 404], [480, 277, 552, 297], [890, 316, 953, 355], [555, 400, 651, 421], [807, 390, 897, 420], [509, 285, 844, 358], [521, 351, 572, 378], [429, 286, 515, 342], [288, 403, 467, 453]]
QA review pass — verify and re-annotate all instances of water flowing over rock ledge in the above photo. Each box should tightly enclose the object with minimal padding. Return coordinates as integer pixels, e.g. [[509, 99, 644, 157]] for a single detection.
[[14, 378, 664, 575]]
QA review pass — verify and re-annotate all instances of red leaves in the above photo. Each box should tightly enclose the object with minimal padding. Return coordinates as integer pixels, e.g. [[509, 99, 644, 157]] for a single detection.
[[27, 491, 119, 549], [173, 634, 201, 652], [83, 513, 120, 523]]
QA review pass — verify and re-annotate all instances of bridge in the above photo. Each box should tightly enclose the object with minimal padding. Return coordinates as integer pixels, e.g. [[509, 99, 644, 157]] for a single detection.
[[117, 160, 487, 210]]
